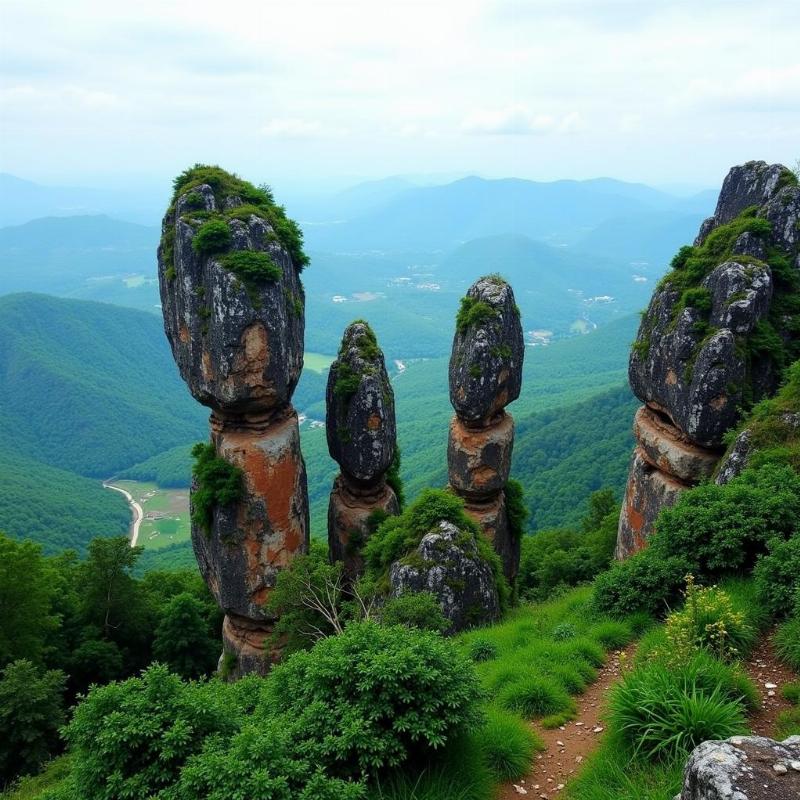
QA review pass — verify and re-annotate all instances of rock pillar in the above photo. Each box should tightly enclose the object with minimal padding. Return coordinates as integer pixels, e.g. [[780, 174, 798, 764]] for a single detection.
[[326, 321, 399, 578], [447, 276, 525, 584], [618, 160, 800, 558], [158, 168, 310, 677]]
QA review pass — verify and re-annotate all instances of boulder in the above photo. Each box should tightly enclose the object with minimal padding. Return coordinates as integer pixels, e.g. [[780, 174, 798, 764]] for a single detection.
[[695, 161, 791, 245], [447, 412, 514, 498], [220, 614, 277, 679], [634, 406, 720, 483], [676, 735, 800, 800], [629, 258, 774, 448], [616, 448, 688, 559], [328, 475, 399, 579], [388, 520, 500, 634], [449, 276, 524, 424], [326, 321, 396, 485], [159, 186, 305, 415], [762, 183, 800, 255], [190, 411, 309, 623]]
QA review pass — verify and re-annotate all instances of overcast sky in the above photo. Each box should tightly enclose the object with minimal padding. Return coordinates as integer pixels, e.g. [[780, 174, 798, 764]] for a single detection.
[[0, 0, 798, 193]]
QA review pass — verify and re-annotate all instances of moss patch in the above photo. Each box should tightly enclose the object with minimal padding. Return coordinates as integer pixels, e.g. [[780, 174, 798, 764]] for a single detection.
[[456, 296, 499, 334], [218, 251, 281, 305], [190, 442, 244, 535], [192, 219, 232, 256]]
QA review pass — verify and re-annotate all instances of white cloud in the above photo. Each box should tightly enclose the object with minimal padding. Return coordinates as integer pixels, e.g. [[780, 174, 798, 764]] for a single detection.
[[260, 118, 326, 139], [462, 105, 582, 135]]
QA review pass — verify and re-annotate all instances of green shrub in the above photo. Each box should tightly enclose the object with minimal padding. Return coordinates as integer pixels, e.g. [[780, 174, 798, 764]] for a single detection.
[[468, 638, 498, 662], [190, 442, 244, 534], [498, 674, 575, 720], [455, 295, 498, 334], [380, 592, 448, 633], [0, 660, 65, 785], [664, 577, 755, 662], [609, 660, 748, 761], [552, 622, 577, 641], [774, 616, 800, 671], [477, 706, 541, 781], [192, 219, 231, 255], [218, 250, 281, 301], [386, 447, 406, 511], [63, 664, 246, 800], [589, 620, 633, 650], [265, 621, 482, 777], [754, 534, 800, 619]]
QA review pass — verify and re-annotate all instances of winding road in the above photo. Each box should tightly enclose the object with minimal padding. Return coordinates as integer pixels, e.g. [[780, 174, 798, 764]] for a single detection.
[[103, 482, 144, 547]]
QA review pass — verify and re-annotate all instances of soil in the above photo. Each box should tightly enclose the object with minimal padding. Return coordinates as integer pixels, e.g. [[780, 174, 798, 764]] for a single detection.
[[499, 644, 634, 799], [744, 633, 797, 736]]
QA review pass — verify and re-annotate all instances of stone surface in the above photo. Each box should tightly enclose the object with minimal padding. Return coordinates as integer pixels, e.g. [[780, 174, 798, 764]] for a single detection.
[[326, 321, 396, 485], [159, 185, 305, 416], [695, 161, 791, 245], [616, 447, 689, 559], [634, 406, 720, 483], [389, 520, 500, 634], [676, 735, 800, 800], [220, 614, 275, 679], [463, 490, 519, 584], [715, 429, 754, 485], [629, 259, 774, 449], [191, 411, 310, 623], [449, 276, 524, 424], [328, 475, 399, 578], [762, 183, 800, 256], [448, 412, 514, 498]]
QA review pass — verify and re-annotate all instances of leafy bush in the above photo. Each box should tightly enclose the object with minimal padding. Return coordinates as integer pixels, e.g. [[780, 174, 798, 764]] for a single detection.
[[364, 489, 510, 611], [552, 622, 577, 641], [497, 674, 575, 720], [265, 621, 482, 777], [0, 660, 65, 785], [664, 577, 755, 662], [191, 219, 231, 255], [609, 659, 748, 761], [152, 593, 219, 678], [477, 707, 541, 781], [380, 592, 448, 633], [774, 616, 800, 671], [63, 664, 246, 800], [754, 534, 800, 618], [190, 442, 244, 534], [455, 295, 498, 333]]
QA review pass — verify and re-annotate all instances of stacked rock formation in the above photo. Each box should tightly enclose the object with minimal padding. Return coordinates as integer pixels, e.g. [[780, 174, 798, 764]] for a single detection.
[[617, 161, 800, 558], [326, 321, 399, 578], [676, 736, 800, 800], [389, 520, 500, 634], [448, 276, 525, 583], [158, 168, 309, 678]]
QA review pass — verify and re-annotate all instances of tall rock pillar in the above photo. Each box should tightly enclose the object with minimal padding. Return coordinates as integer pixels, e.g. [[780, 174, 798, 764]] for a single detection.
[[326, 322, 399, 578], [158, 167, 310, 677], [617, 160, 800, 558], [448, 276, 525, 584]]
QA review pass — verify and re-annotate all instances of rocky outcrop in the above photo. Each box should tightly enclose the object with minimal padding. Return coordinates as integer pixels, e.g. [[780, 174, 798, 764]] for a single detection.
[[388, 520, 500, 634], [676, 735, 800, 800], [326, 322, 399, 578], [448, 276, 525, 583], [617, 161, 800, 558], [159, 166, 310, 678]]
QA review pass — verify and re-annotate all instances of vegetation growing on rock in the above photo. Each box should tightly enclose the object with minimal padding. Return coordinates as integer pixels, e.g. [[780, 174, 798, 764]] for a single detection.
[[189, 442, 244, 535]]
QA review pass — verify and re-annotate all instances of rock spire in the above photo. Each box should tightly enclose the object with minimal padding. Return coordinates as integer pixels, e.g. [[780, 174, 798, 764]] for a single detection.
[[447, 275, 525, 583], [617, 161, 800, 557], [326, 321, 399, 578], [158, 165, 310, 677]]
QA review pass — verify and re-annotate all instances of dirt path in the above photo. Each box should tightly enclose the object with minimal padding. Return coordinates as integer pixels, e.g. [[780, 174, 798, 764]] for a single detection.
[[500, 645, 634, 799], [744, 634, 797, 736], [103, 482, 144, 547]]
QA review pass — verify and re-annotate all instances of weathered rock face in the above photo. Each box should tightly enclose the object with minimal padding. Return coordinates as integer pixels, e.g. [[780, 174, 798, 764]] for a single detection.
[[326, 322, 396, 485], [160, 185, 305, 417], [617, 160, 800, 558], [449, 277, 524, 424], [447, 276, 524, 584], [388, 521, 500, 634], [326, 322, 398, 578], [328, 475, 399, 578], [676, 735, 800, 800], [159, 166, 310, 677]]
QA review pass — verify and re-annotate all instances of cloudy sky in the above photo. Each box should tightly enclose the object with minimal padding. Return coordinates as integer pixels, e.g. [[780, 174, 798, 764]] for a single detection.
[[0, 0, 798, 192]]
